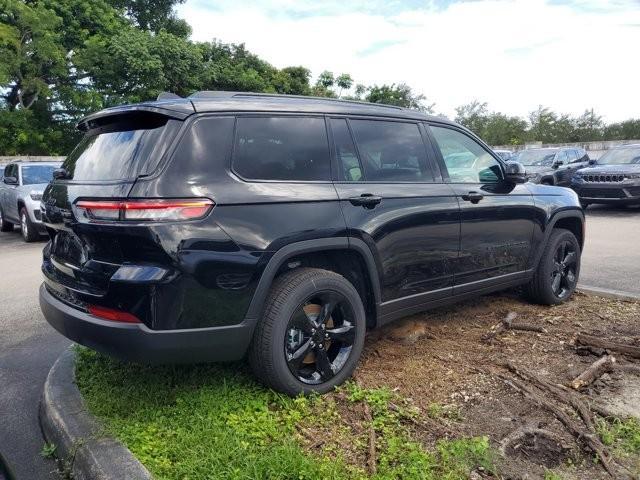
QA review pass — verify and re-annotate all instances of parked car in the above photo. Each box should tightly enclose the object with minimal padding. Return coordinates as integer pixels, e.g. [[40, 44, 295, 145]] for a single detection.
[[0, 161, 61, 241], [493, 149, 515, 162], [571, 144, 640, 208], [513, 147, 590, 186], [39, 92, 585, 395]]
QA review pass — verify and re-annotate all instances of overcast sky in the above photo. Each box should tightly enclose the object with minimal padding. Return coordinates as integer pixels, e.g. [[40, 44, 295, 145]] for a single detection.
[[177, 0, 639, 122]]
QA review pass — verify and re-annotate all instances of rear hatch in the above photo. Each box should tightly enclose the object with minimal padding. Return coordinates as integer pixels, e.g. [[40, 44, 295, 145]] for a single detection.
[[41, 108, 189, 317]]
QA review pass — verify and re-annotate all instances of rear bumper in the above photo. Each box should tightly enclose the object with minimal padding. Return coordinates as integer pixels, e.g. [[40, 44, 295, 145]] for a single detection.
[[39, 283, 254, 363]]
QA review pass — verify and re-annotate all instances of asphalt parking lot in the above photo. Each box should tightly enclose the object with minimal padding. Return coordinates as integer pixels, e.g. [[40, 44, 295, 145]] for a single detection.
[[0, 205, 637, 479]]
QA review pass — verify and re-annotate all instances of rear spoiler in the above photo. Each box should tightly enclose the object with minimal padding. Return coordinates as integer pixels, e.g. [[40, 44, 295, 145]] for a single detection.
[[76, 101, 195, 132]]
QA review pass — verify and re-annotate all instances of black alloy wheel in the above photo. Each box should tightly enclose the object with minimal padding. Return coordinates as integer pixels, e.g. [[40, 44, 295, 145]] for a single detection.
[[249, 267, 366, 395], [550, 240, 578, 300], [525, 228, 581, 305], [284, 292, 356, 385]]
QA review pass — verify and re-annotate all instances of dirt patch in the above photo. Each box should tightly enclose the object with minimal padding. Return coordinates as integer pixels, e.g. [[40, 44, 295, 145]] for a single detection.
[[352, 290, 640, 479]]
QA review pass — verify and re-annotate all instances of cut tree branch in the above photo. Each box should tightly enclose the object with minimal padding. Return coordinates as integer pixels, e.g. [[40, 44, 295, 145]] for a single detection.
[[576, 333, 640, 359], [571, 355, 616, 390]]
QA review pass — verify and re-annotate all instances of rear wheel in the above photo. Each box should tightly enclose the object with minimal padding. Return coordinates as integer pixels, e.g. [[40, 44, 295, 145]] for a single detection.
[[20, 207, 39, 242], [249, 268, 366, 395], [526, 228, 580, 305], [0, 207, 13, 232]]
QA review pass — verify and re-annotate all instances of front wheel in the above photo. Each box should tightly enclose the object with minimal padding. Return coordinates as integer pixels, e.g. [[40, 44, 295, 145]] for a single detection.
[[526, 228, 581, 305], [20, 208, 39, 242], [249, 268, 366, 395]]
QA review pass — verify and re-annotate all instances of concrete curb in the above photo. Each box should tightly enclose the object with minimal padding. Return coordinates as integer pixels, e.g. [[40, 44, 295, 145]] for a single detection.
[[578, 285, 640, 302], [39, 347, 152, 480]]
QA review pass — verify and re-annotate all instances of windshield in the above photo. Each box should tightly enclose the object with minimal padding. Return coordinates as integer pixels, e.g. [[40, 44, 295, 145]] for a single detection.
[[21, 165, 58, 185], [63, 113, 180, 181], [597, 147, 640, 165], [516, 150, 557, 166]]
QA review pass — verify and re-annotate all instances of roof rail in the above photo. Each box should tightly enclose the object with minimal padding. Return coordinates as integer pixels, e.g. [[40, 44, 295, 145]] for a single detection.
[[157, 92, 182, 100], [187, 90, 405, 110]]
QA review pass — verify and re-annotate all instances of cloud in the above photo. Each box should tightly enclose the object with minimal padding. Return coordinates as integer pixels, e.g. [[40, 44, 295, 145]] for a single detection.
[[178, 0, 640, 122]]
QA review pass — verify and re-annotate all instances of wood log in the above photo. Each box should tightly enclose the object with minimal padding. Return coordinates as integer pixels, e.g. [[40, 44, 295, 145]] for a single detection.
[[571, 356, 616, 390], [576, 333, 640, 359], [482, 312, 545, 342]]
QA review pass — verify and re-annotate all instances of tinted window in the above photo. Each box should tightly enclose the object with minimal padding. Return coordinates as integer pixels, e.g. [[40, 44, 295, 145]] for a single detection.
[[430, 126, 503, 183], [555, 151, 568, 165], [349, 120, 432, 182], [63, 113, 180, 181], [21, 164, 57, 185], [331, 119, 362, 181], [233, 117, 330, 181], [3, 164, 15, 179]]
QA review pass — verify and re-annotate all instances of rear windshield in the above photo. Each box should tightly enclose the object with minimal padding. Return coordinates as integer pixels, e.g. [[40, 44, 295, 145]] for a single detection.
[[21, 164, 59, 185], [62, 113, 181, 181]]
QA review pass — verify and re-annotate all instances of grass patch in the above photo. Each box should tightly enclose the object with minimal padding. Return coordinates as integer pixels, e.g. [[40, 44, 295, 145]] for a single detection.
[[596, 416, 640, 455], [75, 347, 496, 479]]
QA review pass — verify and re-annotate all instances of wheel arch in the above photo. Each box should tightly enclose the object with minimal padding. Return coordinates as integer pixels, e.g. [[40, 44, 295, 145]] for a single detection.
[[244, 238, 381, 329], [532, 209, 585, 269]]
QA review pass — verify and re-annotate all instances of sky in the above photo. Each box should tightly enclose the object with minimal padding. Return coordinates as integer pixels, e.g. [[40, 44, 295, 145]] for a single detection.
[[177, 0, 640, 122]]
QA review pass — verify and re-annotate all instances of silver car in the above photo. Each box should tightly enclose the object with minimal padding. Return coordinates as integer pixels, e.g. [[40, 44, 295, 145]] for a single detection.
[[0, 161, 61, 241]]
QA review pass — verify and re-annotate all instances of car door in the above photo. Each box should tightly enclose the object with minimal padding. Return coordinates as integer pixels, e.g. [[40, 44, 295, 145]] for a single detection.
[[1, 164, 19, 222], [330, 117, 460, 323], [427, 123, 536, 294]]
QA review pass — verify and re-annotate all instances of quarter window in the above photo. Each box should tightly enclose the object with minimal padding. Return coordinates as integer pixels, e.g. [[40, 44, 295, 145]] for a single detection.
[[430, 126, 503, 183], [349, 119, 432, 182], [233, 116, 330, 181]]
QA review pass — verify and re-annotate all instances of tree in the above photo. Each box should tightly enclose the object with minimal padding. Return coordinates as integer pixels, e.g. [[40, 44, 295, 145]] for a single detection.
[[571, 109, 604, 142], [604, 119, 640, 141], [335, 73, 353, 98], [454, 101, 489, 137], [366, 83, 433, 112]]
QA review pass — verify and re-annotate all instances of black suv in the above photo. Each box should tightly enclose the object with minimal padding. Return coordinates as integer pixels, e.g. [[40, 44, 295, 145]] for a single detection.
[[39, 92, 585, 395], [571, 144, 640, 207], [513, 147, 590, 186]]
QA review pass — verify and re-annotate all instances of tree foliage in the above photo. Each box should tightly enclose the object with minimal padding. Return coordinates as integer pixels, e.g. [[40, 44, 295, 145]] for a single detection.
[[2, 0, 637, 155]]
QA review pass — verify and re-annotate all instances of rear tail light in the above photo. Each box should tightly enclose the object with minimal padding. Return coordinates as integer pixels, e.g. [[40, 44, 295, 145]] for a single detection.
[[87, 305, 141, 323], [74, 198, 214, 223]]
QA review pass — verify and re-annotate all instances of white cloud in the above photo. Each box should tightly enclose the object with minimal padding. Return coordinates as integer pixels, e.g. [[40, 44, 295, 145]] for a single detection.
[[177, 0, 640, 122]]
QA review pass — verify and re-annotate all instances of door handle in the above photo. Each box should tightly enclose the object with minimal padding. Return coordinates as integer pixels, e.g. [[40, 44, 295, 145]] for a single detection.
[[461, 191, 484, 204], [349, 194, 382, 209]]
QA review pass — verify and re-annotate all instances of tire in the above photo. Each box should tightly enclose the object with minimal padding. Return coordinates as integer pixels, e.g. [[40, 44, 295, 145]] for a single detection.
[[249, 267, 366, 396], [0, 207, 13, 232], [20, 207, 39, 242], [525, 228, 581, 305], [541, 179, 554, 186]]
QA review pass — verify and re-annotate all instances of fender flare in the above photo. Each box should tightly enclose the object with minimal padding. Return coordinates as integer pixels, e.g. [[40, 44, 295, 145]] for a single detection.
[[531, 208, 584, 269], [243, 237, 381, 324]]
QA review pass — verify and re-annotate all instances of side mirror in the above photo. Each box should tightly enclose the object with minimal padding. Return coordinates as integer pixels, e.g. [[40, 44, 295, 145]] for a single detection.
[[504, 162, 526, 184], [552, 160, 563, 169], [52, 168, 70, 180], [3, 176, 18, 185], [588, 158, 597, 165]]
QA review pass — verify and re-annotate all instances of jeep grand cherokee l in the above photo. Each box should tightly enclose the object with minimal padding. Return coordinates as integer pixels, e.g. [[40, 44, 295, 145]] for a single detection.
[[571, 144, 640, 207], [39, 92, 585, 395], [512, 147, 590, 186]]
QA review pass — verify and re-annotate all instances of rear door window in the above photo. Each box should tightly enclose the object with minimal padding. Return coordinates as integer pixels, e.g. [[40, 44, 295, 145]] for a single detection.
[[62, 113, 181, 181], [348, 119, 432, 182], [232, 116, 330, 181]]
